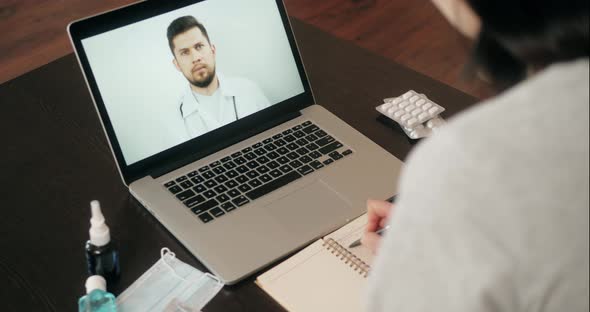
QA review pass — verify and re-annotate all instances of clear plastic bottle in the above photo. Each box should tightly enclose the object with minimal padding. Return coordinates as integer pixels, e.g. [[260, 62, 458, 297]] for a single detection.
[[78, 275, 117, 312]]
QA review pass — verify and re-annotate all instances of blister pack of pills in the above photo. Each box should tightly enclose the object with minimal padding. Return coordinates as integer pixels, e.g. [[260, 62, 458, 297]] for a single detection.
[[376, 90, 446, 139]]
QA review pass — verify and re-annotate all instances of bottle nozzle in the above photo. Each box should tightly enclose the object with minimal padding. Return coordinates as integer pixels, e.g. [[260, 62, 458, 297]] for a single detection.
[[89, 200, 111, 247], [90, 200, 105, 226]]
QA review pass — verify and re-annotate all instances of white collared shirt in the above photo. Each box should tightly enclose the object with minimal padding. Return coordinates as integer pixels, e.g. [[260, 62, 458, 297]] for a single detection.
[[177, 74, 271, 139]]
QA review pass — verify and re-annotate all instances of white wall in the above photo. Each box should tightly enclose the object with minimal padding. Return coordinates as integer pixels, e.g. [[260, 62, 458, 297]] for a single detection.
[[82, 0, 304, 165]]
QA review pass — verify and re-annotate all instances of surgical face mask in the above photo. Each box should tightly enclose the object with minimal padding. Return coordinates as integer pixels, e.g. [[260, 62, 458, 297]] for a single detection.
[[116, 248, 224, 312]]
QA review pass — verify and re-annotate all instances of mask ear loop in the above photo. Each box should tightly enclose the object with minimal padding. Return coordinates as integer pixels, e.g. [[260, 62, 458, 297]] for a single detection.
[[160, 248, 187, 282], [160, 248, 193, 312], [161, 248, 220, 312]]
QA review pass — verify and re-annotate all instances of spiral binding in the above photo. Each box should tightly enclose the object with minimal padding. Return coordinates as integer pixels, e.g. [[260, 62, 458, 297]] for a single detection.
[[322, 238, 370, 277]]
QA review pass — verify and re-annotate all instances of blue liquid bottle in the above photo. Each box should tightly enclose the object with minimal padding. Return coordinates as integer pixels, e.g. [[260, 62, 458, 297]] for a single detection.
[[78, 275, 117, 312]]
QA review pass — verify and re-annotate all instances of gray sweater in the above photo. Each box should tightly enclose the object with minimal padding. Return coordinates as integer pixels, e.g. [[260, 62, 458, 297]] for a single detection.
[[366, 59, 589, 312]]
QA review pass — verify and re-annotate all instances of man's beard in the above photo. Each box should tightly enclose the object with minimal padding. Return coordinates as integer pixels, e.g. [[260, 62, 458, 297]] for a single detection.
[[188, 66, 216, 88]]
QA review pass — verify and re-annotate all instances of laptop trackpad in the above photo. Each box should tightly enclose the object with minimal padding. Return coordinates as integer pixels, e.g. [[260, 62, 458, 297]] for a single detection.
[[264, 179, 353, 235]]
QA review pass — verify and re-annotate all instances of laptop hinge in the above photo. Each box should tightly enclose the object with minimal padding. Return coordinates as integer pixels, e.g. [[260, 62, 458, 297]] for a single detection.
[[151, 111, 302, 178]]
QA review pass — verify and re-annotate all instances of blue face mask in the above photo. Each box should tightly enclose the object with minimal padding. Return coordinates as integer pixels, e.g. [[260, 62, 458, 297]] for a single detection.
[[116, 248, 224, 311]]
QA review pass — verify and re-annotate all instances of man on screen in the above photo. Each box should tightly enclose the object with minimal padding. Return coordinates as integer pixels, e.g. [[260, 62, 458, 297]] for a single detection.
[[167, 16, 271, 139]]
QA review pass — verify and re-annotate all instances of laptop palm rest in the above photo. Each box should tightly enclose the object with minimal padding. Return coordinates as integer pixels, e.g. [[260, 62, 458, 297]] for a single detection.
[[264, 179, 353, 235]]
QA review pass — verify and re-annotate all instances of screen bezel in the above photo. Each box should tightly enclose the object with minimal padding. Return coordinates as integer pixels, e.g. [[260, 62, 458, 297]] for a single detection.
[[68, 0, 313, 185]]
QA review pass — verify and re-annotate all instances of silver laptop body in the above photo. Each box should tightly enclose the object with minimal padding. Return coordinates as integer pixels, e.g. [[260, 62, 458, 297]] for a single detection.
[[68, 0, 403, 284]]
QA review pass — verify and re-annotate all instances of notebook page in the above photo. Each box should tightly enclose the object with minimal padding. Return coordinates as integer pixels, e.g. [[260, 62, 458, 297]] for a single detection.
[[324, 214, 374, 266], [256, 240, 367, 312]]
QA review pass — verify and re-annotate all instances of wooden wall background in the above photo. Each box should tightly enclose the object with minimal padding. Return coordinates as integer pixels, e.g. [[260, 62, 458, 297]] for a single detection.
[[0, 0, 493, 99]]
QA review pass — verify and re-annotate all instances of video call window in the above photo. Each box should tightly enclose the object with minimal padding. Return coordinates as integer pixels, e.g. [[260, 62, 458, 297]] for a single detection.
[[82, 0, 305, 165]]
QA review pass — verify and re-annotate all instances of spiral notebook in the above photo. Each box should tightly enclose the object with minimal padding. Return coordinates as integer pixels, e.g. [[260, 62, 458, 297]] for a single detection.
[[256, 214, 374, 312]]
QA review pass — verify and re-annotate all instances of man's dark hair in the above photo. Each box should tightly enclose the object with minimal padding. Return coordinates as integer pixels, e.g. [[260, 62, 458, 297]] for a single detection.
[[167, 16, 211, 55], [465, 0, 589, 89]]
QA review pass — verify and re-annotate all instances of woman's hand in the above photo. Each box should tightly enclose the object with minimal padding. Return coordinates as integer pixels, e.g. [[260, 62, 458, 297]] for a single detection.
[[361, 199, 394, 254]]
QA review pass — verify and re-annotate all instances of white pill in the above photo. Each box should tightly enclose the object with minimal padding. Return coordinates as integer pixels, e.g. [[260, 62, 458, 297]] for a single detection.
[[407, 118, 418, 128], [415, 99, 426, 106], [426, 117, 445, 128], [399, 100, 410, 108], [401, 114, 411, 121], [410, 95, 420, 102], [429, 107, 440, 115], [394, 110, 404, 118], [402, 91, 414, 99], [422, 102, 433, 110], [405, 104, 416, 112], [408, 130, 420, 139], [418, 112, 430, 121], [411, 108, 422, 116]]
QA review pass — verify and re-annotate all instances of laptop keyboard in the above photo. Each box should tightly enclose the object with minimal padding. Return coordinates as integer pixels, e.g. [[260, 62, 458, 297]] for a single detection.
[[163, 120, 353, 223]]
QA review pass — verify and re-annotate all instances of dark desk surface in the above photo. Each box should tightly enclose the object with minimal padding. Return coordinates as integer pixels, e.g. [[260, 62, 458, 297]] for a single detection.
[[0, 18, 476, 311]]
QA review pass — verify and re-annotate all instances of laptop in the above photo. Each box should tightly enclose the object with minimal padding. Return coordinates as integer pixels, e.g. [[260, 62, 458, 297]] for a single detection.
[[68, 0, 403, 284]]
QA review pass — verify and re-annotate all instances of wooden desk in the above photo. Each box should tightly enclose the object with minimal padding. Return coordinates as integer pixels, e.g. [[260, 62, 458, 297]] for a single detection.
[[0, 19, 476, 311]]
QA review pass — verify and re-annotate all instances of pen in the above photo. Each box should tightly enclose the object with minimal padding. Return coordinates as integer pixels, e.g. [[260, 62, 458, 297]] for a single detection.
[[348, 195, 396, 249], [348, 225, 390, 248]]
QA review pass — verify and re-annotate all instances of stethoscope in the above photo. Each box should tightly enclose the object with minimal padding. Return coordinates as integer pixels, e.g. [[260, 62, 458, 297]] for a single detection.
[[231, 96, 238, 120]]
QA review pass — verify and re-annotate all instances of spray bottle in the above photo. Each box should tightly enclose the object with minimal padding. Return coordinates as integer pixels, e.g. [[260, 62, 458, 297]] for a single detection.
[[85, 200, 120, 284]]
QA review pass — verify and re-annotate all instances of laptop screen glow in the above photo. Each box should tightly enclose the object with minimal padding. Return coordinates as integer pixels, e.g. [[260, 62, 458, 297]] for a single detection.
[[81, 0, 305, 165]]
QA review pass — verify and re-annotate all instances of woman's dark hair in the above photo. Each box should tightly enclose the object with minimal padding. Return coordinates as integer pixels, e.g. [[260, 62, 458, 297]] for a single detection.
[[167, 16, 211, 55], [465, 0, 589, 89]]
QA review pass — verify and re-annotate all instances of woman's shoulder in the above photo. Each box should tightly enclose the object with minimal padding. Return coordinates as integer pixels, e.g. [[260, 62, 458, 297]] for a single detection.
[[392, 59, 588, 258], [424, 59, 589, 156], [457, 59, 586, 129], [399, 58, 589, 213]]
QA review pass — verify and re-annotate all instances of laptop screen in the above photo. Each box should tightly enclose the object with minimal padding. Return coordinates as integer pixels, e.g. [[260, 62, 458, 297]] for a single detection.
[[80, 0, 305, 165]]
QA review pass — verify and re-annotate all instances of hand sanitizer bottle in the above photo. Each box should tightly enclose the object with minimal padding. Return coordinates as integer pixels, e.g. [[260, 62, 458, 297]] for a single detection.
[[85, 200, 120, 283], [78, 275, 117, 312]]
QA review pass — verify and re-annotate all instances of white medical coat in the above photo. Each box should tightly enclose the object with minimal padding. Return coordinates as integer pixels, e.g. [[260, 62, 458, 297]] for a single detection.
[[177, 74, 271, 139]]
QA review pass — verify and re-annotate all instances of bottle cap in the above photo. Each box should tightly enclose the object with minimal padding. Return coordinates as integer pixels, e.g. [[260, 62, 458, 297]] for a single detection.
[[89, 200, 111, 247], [85, 275, 107, 294]]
